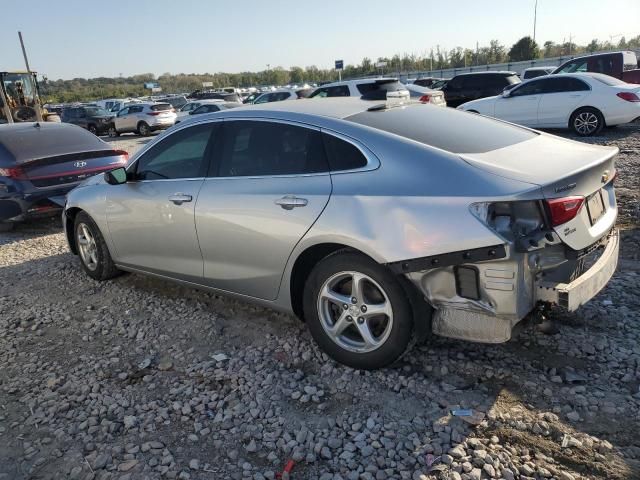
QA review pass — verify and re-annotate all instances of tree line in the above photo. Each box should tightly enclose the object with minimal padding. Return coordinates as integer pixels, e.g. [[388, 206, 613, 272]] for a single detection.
[[40, 35, 640, 103]]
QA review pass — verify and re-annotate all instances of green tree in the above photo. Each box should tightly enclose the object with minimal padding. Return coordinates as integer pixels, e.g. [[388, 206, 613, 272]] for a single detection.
[[508, 36, 540, 61]]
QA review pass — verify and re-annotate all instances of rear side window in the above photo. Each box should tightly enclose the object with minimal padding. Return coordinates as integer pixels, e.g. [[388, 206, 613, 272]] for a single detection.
[[217, 121, 328, 177], [323, 133, 368, 171], [135, 123, 216, 180], [129, 106, 144, 113], [151, 103, 172, 111]]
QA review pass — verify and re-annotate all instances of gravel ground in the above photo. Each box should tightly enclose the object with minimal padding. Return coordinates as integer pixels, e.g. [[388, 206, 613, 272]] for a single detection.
[[1, 126, 639, 480]]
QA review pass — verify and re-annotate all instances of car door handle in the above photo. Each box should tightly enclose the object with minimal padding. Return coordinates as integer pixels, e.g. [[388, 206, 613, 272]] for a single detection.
[[275, 196, 308, 210], [168, 193, 192, 205]]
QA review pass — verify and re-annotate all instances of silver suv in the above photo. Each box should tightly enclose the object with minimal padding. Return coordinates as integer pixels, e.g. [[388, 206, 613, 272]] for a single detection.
[[108, 103, 177, 137]]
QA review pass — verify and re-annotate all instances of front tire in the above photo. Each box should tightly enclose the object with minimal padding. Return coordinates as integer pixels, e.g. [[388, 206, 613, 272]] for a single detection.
[[74, 212, 121, 281], [108, 124, 120, 137], [137, 122, 151, 136], [303, 251, 414, 370], [87, 124, 98, 135], [570, 107, 604, 136]]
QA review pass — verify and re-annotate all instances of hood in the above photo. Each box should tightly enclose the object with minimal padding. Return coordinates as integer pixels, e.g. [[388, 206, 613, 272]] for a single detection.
[[75, 172, 108, 188], [459, 133, 618, 192], [458, 96, 498, 110]]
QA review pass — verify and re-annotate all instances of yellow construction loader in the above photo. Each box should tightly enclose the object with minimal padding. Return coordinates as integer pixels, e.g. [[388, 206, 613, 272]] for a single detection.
[[0, 71, 60, 124]]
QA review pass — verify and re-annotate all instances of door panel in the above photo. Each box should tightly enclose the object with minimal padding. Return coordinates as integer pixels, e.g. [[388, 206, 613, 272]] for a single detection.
[[105, 122, 218, 280], [538, 93, 587, 126], [106, 180, 205, 280], [196, 119, 332, 300], [196, 176, 331, 299], [494, 95, 541, 126]]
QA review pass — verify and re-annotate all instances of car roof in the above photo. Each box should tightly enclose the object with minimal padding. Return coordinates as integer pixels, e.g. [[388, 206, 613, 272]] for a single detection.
[[319, 77, 400, 88], [524, 66, 554, 70], [0, 122, 110, 164], [455, 71, 517, 76], [226, 97, 375, 119]]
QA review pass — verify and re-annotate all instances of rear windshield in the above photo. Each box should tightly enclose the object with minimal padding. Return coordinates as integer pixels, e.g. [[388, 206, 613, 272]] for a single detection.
[[346, 104, 537, 154], [590, 74, 627, 86], [356, 81, 405, 95], [151, 103, 172, 111]]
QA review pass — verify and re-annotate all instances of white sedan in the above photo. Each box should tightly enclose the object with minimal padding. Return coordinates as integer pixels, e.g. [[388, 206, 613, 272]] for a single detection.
[[403, 83, 446, 107], [458, 72, 640, 136]]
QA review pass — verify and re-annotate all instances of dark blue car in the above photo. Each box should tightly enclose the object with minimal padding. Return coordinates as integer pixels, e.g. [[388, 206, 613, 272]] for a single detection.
[[0, 122, 128, 231]]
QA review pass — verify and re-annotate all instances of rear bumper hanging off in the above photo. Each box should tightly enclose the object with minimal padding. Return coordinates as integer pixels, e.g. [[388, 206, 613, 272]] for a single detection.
[[535, 229, 619, 311]]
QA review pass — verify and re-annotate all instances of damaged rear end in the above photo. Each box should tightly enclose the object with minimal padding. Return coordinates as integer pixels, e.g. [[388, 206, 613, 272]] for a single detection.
[[402, 134, 619, 343]]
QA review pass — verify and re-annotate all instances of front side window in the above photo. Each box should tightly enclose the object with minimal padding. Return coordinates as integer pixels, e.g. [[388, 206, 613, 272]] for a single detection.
[[254, 93, 272, 104], [134, 123, 217, 180], [217, 121, 328, 177], [511, 79, 545, 96], [129, 106, 144, 113]]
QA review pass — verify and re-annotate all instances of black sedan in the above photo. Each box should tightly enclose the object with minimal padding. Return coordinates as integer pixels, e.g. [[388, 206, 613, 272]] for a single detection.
[[0, 122, 128, 231]]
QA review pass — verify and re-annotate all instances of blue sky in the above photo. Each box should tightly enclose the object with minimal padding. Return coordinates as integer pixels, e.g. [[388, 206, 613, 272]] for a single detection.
[[2, 0, 638, 79]]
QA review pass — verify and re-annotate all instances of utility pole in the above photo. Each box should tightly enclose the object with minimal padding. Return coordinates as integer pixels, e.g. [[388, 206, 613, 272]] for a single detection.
[[533, 0, 538, 43], [18, 31, 32, 72], [568, 33, 574, 55], [476, 41, 479, 65]]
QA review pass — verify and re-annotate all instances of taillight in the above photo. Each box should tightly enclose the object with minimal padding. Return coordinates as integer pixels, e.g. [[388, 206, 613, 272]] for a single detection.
[[0, 166, 27, 179], [418, 94, 432, 103], [616, 91, 640, 102], [545, 196, 584, 227], [112, 149, 129, 164]]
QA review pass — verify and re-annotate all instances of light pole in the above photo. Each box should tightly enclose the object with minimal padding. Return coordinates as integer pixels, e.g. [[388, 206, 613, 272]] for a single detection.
[[533, 0, 538, 44]]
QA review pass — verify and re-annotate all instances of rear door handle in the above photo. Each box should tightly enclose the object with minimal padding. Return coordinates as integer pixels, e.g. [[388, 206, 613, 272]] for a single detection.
[[168, 193, 192, 205], [275, 195, 308, 210]]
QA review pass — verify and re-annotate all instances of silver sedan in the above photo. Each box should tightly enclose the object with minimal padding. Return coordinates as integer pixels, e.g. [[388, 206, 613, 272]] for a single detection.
[[63, 99, 619, 369]]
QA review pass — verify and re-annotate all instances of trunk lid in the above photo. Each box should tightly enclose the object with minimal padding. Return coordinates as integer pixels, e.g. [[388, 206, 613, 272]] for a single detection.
[[460, 134, 618, 250], [22, 150, 128, 188]]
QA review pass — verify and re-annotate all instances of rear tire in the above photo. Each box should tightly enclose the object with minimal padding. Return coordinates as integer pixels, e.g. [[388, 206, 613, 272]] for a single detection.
[[137, 122, 151, 136], [87, 124, 98, 135], [74, 211, 122, 281], [570, 107, 604, 136], [303, 251, 414, 370]]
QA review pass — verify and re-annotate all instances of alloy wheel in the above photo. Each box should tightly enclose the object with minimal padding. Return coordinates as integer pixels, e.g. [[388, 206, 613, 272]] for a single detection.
[[574, 112, 599, 135], [77, 223, 99, 271], [317, 271, 394, 353]]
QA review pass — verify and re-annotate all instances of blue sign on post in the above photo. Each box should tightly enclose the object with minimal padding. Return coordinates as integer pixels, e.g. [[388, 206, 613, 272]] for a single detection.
[[335, 60, 344, 70]]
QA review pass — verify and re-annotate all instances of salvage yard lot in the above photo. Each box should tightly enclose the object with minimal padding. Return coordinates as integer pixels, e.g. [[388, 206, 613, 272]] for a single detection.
[[1, 125, 639, 479]]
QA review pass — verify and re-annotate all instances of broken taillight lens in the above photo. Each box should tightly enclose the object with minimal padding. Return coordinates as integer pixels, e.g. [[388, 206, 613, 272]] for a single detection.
[[545, 196, 584, 227]]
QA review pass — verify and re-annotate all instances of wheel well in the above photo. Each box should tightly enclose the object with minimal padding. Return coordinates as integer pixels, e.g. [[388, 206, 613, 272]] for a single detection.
[[288, 242, 432, 340], [290, 243, 358, 320], [64, 207, 83, 254], [467, 109, 479, 114], [570, 106, 606, 125]]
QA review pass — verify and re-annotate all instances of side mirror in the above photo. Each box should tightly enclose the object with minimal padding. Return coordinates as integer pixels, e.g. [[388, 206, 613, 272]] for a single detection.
[[189, 111, 195, 115], [502, 89, 511, 98], [104, 167, 128, 185]]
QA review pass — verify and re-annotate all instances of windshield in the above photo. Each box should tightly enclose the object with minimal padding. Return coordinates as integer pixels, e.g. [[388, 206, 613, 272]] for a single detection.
[[85, 107, 111, 116], [2, 72, 38, 109]]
